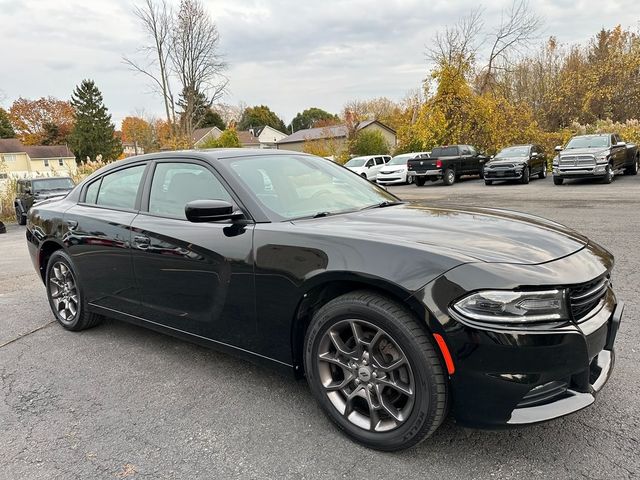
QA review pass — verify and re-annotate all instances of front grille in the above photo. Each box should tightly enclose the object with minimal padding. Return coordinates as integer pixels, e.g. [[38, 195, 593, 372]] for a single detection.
[[488, 163, 515, 169], [559, 155, 595, 168], [569, 275, 609, 321], [517, 380, 569, 408]]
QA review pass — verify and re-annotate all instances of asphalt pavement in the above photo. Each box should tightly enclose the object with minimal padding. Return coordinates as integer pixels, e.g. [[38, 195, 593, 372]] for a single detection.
[[1, 174, 638, 479]]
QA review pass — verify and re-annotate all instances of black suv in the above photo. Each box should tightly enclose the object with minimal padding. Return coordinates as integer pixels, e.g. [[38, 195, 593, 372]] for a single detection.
[[14, 177, 75, 225]]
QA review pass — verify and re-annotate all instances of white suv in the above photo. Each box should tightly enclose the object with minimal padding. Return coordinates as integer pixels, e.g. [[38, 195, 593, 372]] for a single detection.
[[377, 152, 431, 185], [344, 155, 391, 180]]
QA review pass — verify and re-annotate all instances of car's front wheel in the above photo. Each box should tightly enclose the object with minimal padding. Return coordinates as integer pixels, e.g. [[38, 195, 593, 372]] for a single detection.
[[15, 206, 26, 225], [602, 164, 613, 184], [520, 167, 530, 184], [304, 291, 448, 451], [553, 176, 564, 185], [46, 251, 102, 331]]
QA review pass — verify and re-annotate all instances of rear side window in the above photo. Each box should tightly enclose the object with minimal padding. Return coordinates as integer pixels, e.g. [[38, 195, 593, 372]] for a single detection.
[[94, 165, 145, 210], [148, 162, 232, 219], [85, 179, 101, 204]]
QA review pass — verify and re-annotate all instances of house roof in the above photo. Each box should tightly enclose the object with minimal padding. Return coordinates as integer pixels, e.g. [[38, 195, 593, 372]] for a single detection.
[[276, 120, 395, 145], [192, 127, 222, 144], [0, 139, 74, 158], [237, 130, 261, 146]]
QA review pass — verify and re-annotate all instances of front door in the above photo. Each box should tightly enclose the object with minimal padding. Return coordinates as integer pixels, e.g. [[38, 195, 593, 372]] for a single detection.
[[130, 160, 256, 349]]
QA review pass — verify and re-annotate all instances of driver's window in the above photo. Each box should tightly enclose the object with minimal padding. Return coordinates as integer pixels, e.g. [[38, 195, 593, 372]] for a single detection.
[[365, 159, 374, 167], [149, 162, 232, 219]]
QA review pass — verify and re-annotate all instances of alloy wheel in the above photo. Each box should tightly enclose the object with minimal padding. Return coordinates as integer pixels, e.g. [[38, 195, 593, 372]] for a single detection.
[[316, 319, 415, 432], [48, 262, 79, 324]]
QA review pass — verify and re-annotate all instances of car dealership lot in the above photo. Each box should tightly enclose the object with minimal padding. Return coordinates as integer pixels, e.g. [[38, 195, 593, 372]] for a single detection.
[[1, 175, 638, 479]]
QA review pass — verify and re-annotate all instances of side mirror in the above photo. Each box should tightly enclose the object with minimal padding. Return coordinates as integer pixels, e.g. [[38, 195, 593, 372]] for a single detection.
[[185, 199, 243, 223], [616, 141, 626, 147], [554, 145, 562, 152], [531, 152, 538, 158], [490, 155, 494, 159]]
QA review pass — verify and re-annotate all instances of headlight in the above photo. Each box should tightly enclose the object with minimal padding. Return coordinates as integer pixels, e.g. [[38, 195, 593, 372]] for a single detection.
[[452, 289, 568, 323], [552, 156, 559, 166], [595, 150, 610, 163]]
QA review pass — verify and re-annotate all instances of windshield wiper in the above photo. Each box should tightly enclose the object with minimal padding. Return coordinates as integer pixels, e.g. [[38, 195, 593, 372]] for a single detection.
[[360, 200, 403, 211], [312, 211, 332, 218]]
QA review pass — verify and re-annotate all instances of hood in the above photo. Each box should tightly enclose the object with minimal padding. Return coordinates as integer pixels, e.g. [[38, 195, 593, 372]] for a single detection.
[[487, 157, 527, 165], [293, 204, 587, 265], [560, 147, 608, 157], [33, 190, 70, 204], [380, 164, 407, 173]]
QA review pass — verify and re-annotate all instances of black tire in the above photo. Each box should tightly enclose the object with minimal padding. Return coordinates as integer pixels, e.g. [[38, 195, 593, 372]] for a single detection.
[[304, 290, 449, 451], [553, 176, 564, 185], [361, 173, 367, 179], [485, 180, 493, 186], [602, 164, 613, 184], [539, 167, 547, 179], [15, 206, 26, 225], [415, 177, 426, 187], [520, 167, 530, 184], [442, 168, 455, 186], [45, 250, 102, 331], [625, 155, 639, 176]]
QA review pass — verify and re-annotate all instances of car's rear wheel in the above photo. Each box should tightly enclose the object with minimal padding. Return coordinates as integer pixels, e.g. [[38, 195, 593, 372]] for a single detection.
[[625, 156, 639, 175], [539, 167, 547, 179], [553, 176, 564, 185], [520, 167, 530, 184], [442, 169, 455, 186], [304, 291, 448, 451], [415, 177, 426, 187], [46, 251, 102, 331]]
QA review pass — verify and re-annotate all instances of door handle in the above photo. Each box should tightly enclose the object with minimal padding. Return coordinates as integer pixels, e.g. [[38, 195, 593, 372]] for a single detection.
[[133, 235, 150, 249], [66, 220, 78, 230]]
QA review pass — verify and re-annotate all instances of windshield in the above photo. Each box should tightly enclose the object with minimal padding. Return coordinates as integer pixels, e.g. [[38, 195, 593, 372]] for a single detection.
[[566, 136, 610, 149], [344, 158, 367, 167], [224, 154, 398, 221], [495, 146, 530, 158], [32, 178, 74, 191], [388, 154, 415, 165], [431, 146, 458, 157]]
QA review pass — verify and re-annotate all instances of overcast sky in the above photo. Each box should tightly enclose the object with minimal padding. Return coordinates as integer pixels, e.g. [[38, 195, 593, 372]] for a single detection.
[[1, 0, 639, 129]]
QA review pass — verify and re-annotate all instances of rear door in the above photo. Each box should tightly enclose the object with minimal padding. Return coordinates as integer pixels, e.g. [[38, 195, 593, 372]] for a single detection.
[[64, 163, 147, 313], [129, 159, 257, 348]]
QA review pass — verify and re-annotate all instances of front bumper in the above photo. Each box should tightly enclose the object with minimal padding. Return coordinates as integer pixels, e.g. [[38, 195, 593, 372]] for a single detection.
[[376, 173, 407, 184], [553, 164, 608, 178], [484, 167, 525, 180], [415, 244, 622, 428]]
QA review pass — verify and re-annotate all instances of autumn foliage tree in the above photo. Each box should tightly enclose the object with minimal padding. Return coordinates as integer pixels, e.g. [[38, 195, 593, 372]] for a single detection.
[[121, 116, 155, 152], [8, 96, 75, 145]]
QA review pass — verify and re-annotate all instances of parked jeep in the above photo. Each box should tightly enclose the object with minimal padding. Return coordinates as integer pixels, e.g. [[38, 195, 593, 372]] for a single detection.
[[552, 133, 639, 185], [407, 145, 488, 186], [14, 177, 75, 225], [484, 144, 547, 185]]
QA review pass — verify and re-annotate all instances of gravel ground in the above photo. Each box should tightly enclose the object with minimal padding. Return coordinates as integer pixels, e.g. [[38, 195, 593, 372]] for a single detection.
[[1, 174, 638, 479]]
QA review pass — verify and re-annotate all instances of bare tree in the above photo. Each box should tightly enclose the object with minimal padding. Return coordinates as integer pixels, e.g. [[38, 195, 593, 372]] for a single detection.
[[171, 0, 228, 136], [478, 0, 542, 93], [426, 8, 484, 73], [123, 0, 176, 127]]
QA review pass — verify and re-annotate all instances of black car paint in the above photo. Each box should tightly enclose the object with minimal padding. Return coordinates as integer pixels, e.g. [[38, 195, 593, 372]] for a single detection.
[[26, 149, 622, 428], [407, 145, 488, 182], [484, 145, 547, 182]]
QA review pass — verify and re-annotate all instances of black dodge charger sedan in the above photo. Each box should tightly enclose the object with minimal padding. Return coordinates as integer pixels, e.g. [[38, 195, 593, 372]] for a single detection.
[[26, 149, 624, 451]]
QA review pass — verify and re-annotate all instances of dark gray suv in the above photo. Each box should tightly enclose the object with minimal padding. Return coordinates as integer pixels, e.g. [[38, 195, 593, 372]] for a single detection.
[[14, 177, 75, 225]]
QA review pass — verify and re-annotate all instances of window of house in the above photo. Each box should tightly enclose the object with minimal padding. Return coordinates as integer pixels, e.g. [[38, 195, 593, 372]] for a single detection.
[[58, 159, 64, 166], [44, 159, 50, 167], [3, 154, 16, 162]]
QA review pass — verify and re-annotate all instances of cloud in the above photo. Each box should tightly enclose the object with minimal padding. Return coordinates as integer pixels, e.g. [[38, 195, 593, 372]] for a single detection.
[[1, 0, 639, 126]]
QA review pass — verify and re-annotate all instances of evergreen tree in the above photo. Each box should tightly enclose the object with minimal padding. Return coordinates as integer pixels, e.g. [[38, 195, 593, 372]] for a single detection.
[[201, 109, 226, 130], [0, 108, 15, 138], [289, 107, 338, 132], [68, 79, 122, 161]]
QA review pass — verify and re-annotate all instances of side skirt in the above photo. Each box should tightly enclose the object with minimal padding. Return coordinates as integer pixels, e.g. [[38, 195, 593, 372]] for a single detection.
[[89, 303, 296, 377]]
